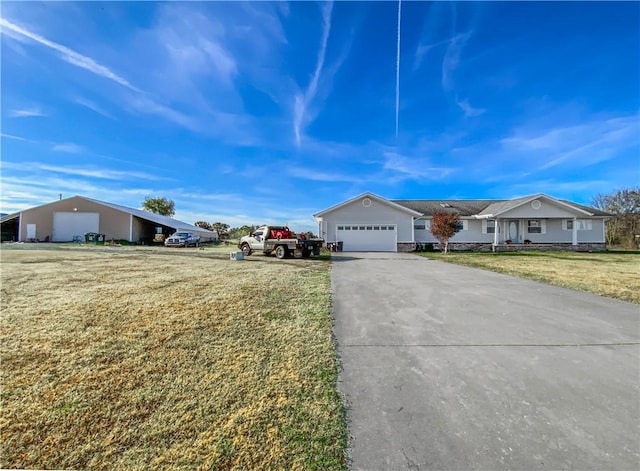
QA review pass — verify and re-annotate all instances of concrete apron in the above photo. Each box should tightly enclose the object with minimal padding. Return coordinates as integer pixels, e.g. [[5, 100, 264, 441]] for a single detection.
[[330, 252, 640, 470]]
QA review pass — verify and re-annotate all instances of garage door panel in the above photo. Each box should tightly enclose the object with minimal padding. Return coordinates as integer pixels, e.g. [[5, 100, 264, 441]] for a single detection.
[[53, 212, 100, 242], [337, 224, 396, 252]]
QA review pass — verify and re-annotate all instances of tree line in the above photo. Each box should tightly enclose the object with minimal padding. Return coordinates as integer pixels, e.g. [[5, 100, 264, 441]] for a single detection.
[[591, 187, 639, 249]]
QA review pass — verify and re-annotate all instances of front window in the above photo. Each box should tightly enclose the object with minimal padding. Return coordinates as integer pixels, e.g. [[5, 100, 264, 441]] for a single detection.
[[528, 220, 541, 233], [414, 221, 426, 230], [565, 219, 592, 230], [486, 220, 495, 234]]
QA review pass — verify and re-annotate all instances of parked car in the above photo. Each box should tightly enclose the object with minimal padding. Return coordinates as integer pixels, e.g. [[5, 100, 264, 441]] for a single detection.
[[164, 232, 200, 247]]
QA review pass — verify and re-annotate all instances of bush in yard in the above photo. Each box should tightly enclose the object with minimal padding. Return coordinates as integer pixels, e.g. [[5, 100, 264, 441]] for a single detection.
[[431, 212, 460, 254]]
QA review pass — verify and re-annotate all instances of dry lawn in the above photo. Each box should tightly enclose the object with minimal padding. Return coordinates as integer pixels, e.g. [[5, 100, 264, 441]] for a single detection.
[[419, 250, 640, 303], [0, 246, 345, 470]]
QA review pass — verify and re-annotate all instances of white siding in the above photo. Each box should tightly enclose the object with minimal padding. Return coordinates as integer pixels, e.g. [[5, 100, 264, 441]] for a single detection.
[[321, 197, 414, 245], [498, 199, 587, 219], [52, 212, 100, 242]]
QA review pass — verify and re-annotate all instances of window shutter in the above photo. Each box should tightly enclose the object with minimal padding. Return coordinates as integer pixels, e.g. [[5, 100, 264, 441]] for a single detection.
[[482, 220, 487, 234], [541, 220, 547, 234], [425, 219, 432, 230], [562, 219, 568, 231]]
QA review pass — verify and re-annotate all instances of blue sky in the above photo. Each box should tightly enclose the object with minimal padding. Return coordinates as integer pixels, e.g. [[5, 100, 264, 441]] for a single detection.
[[1, 1, 638, 232]]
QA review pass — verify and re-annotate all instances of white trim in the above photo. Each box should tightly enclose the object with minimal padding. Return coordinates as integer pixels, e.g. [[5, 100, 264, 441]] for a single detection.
[[335, 222, 398, 251], [572, 217, 578, 246], [492, 194, 593, 217], [482, 219, 496, 234], [314, 192, 422, 218]]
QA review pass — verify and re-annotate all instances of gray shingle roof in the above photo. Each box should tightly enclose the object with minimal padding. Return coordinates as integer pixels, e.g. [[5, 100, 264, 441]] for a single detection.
[[559, 200, 610, 217], [392, 195, 610, 218], [391, 200, 502, 217]]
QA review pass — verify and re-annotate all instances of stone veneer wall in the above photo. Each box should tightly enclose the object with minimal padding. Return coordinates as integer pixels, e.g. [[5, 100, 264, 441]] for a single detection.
[[492, 243, 607, 252], [397, 242, 416, 252], [432, 242, 607, 252], [395, 242, 607, 253]]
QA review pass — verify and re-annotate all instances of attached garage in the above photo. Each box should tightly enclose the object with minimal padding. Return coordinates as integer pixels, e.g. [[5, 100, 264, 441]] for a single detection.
[[315, 193, 421, 252], [336, 224, 397, 251], [52, 212, 100, 242]]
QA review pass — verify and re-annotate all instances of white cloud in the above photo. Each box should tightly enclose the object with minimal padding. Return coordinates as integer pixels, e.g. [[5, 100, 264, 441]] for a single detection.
[[293, 1, 333, 147], [38, 164, 162, 181], [1, 133, 27, 141], [288, 166, 362, 183], [74, 97, 115, 119], [383, 151, 454, 182], [8, 108, 46, 118], [442, 32, 471, 92], [501, 115, 639, 170], [0, 18, 141, 93], [456, 98, 485, 117], [51, 142, 86, 154]]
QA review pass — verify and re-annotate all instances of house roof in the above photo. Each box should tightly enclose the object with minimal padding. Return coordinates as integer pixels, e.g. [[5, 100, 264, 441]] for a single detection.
[[314, 192, 422, 218], [474, 194, 609, 217], [0, 195, 218, 235], [392, 194, 610, 218], [391, 199, 502, 217]]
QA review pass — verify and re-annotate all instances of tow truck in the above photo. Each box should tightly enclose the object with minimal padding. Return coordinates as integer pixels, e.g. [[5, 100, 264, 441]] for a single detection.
[[238, 225, 324, 259]]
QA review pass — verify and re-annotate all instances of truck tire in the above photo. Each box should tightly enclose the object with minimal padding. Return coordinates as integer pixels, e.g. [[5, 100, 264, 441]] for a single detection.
[[241, 244, 252, 256], [275, 245, 288, 259], [302, 249, 311, 258]]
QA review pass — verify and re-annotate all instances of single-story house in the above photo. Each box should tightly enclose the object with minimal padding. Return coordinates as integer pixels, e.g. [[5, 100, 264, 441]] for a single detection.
[[0, 195, 218, 243], [314, 192, 610, 252]]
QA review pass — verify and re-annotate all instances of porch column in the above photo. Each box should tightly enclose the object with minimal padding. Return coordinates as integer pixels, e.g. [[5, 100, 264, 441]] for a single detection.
[[493, 218, 499, 249], [572, 217, 577, 246]]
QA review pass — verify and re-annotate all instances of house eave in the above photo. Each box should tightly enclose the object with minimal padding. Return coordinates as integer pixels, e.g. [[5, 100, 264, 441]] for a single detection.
[[314, 192, 422, 218]]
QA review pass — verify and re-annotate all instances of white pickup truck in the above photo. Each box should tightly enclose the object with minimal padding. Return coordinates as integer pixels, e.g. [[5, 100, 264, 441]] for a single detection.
[[164, 232, 201, 247], [238, 225, 324, 259]]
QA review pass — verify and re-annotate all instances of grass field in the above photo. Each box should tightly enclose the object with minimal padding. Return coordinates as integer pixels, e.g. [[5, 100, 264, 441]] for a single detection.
[[0, 245, 345, 469], [418, 250, 640, 303]]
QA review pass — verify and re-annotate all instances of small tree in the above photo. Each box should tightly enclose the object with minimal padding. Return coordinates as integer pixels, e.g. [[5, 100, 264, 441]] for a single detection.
[[211, 222, 230, 239], [431, 212, 460, 254], [194, 221, 213, 231], [142, 197, 175, 217]]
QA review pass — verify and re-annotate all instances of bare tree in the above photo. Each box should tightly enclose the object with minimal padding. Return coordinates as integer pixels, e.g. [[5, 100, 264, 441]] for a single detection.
[[592, 188, 640, 249], [431, 212, 460, 254]]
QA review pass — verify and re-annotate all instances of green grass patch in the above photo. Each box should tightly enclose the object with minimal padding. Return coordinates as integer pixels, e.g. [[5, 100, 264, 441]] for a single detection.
[[418, 250, 640, 303], [0, 247, 346, 469]]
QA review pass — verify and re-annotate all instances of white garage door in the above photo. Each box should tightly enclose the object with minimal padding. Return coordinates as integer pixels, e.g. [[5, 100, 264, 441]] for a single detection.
[[336, 224, 397, 252], [52, 212, 100, 242]]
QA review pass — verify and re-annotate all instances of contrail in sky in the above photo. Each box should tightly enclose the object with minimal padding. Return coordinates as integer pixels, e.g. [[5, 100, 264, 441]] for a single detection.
[[395, 0, 402, 138]]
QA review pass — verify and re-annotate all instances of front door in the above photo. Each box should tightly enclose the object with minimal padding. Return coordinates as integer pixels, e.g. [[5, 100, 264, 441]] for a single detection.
[[508, 220, 519, 242]]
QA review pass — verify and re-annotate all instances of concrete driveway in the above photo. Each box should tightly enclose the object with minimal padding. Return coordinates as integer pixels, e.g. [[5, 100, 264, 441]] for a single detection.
[[331, 252, 639, 470]]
